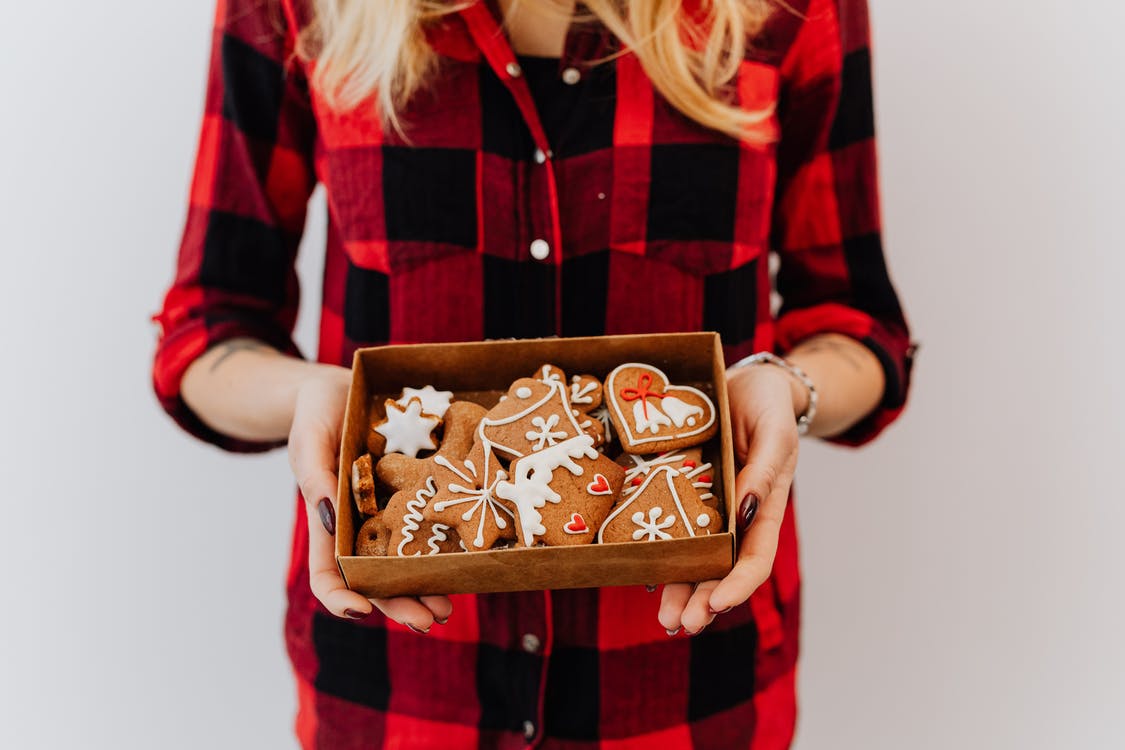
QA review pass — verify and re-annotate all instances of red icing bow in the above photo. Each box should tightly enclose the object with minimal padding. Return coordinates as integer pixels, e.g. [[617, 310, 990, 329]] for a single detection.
[[619, 373, 664, 418]]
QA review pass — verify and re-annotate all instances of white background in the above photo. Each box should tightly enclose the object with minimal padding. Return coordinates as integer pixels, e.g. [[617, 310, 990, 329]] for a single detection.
[[2, 1, 1122, 748]]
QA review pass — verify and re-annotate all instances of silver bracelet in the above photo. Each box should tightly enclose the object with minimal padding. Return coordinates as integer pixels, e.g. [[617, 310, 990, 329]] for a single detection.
[[729, 352, 818, 436]]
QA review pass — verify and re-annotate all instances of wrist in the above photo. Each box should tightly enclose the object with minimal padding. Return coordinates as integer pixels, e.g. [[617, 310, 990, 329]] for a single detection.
[[728, 352, 817, 435]]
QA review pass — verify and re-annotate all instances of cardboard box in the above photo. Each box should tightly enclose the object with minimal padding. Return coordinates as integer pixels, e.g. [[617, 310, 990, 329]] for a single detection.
[[336, 333, 736, 597]]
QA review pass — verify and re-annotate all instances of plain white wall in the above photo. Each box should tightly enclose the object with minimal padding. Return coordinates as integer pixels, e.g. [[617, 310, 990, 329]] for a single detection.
[[1, 1, 1121, 748]]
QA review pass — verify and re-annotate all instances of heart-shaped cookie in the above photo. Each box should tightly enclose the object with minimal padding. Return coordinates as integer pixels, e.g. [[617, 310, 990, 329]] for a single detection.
[[604, 363, 718, 454]]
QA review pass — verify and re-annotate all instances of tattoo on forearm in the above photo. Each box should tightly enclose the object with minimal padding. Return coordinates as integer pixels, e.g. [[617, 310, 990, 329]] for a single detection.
[[793, 336, 865, 371], [209, 340, 267, 373]]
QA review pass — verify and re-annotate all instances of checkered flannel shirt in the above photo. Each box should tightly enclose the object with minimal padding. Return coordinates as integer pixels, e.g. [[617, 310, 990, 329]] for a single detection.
[[152, 0, 914, 747]]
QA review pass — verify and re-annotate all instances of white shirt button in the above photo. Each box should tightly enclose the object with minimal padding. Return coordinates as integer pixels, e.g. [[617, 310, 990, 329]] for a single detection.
[[561, 66, 581, 85], [521, 633, 541, 653], [529, 239, 550, 260], [523, 720, 536, 740], [533, 148, 547, 164], [505, 61, 522, 78]]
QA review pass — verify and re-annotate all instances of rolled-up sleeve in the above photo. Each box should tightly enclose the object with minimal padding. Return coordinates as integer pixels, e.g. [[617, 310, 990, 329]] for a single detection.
[[770, 0, 916, 446], [152, 0, 317, 452]]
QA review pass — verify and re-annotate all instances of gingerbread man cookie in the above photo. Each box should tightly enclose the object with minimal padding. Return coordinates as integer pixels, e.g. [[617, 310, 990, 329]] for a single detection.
[[604, 363, 717, 454], [598, 462, 723, 543]]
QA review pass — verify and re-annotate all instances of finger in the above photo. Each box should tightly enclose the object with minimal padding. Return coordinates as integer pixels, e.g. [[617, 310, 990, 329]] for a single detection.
[[732, 415, 798, 533], [680, 579, 721, 634], [657, 583, 694, 634], [370, 597, 442, 633], [420, 595, 454, 624], [304, 496, 374, 619], [708, 474, 789, 612]]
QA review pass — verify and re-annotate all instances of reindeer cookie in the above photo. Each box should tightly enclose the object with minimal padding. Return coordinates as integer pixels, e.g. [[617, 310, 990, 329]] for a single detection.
[[604, 363, 717, 454]]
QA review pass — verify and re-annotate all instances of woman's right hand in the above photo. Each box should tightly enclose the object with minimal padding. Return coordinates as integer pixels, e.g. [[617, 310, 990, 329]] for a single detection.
[[287, 364, 453, 633]]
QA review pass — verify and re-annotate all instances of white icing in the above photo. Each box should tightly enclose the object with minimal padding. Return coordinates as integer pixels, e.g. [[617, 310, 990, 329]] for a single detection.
[[494, 435, 598, 547], [524, 414, 567, 451], [696, 513, 711, 528], [539, 365, 562, 384], [432, 453, 514, 548], [632, 506, 676, 541], [569, 376, 597, 405], [632, 399, 672, 434], [375, 399, 440, 457], [397, 385, 454, 418], [515, 386, 532, 399], [397, 477, 438, 556], [480, 377, 584, 458], [426, 524, 452, 554], [597, 466, 699, 543], [622, 452, 687, 494], [661, 396, 704, 428], [605, 363, 716, 448], [591, 405, 614, 443]]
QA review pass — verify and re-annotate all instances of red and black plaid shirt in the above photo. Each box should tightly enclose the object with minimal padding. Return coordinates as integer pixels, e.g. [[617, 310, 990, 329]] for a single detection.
[[153, 0, 914, 747]]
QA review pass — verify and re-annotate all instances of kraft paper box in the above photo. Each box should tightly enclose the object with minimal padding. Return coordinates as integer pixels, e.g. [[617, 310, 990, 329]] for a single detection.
[[336, 333, 736, 598]]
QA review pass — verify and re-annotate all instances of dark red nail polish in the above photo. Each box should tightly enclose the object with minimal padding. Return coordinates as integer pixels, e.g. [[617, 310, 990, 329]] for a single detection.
[[434, 616, 449, 625], [709, 605, 734, 615], [344, 608, 370, 620], [645, 584, 657, 593], [318, 498, 336, 536], [738, 494, 760, 531], [666, 627, 681, 637], [407, 623, 430, 635]]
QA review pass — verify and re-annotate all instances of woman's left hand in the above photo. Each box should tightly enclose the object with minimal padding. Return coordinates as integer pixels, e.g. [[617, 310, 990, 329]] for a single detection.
[[657, 363, 802, 635]]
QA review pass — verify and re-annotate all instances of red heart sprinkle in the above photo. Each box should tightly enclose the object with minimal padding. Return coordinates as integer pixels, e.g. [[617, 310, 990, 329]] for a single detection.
[[586, 474, 611, 495], [564, 513, 588, 533]]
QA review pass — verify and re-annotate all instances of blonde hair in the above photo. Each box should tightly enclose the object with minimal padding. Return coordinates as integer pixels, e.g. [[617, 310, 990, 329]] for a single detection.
[[300, 0, 774, 142]]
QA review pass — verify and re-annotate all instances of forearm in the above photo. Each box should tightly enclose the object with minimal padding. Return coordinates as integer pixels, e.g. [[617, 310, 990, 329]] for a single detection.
[[181, 338, 324, 442], [782, 333, 885, 439]]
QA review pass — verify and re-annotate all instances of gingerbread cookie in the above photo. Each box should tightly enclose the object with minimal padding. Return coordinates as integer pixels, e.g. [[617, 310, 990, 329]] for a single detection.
[[351, 453, 379, 516], [424, 442, 516, 550], [619, 447, 717, 501], [397, 385, 453, 418], [355, 515, 389, 556], [478, 375, 587, 460], [375, 401, 487, 555], [568, 373, 603, 411], [598, 462, 723, 543], [381, 476, 463, 556], [371, 398, 442, 458], [604, 363, 717, 454], [497, 437, 625, 547]]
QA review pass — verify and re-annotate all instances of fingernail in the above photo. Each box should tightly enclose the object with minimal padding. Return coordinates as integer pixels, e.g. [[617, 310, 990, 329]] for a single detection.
[[317, 498, 336, 536], [645, 585, 657, 593], [666, 627, 681, 637], [344, 608, 370, 620], [407, 623, 430, 635], [708, 605, 734, 615], [738, 494, 760, 531], [686, 625, 707, 636], [434, 616, 449, 626]]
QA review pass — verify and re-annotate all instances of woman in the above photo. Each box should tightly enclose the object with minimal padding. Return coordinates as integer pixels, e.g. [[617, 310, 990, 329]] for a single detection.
[[153, 0, 914, 746]]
